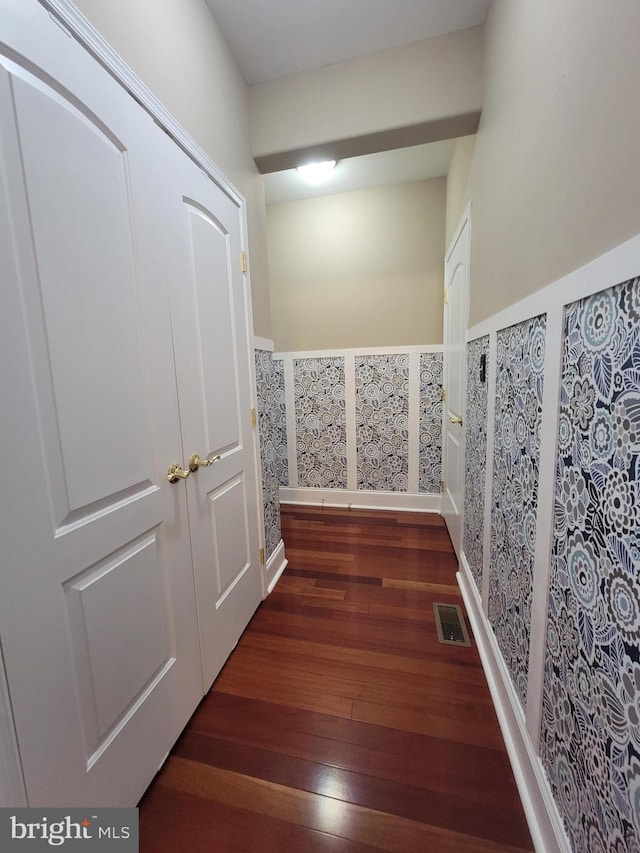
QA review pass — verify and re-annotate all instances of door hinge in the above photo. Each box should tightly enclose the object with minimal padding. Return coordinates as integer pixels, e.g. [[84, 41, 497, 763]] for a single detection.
[[259, 547, 265, 565], [241, 251, 247, 273], [442, 387, 447, 403], [444, 288, 449, 304], [441, 480, 446, 493], [250, 408, 257, 429]]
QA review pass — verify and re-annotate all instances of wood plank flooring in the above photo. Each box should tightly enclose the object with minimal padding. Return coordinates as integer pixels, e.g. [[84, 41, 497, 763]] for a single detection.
[[139, 505, 534, 852]]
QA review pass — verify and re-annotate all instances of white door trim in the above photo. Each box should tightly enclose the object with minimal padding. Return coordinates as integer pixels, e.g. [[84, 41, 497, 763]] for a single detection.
[[39, 0, 244, 208]]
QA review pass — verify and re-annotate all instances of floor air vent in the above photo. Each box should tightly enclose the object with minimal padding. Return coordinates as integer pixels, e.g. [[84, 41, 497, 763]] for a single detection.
[[433, 603, 471, 647]]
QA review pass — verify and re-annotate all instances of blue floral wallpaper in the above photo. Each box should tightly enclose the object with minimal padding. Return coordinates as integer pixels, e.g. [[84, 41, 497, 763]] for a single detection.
[[294, 357, 347, 488], [255, 350, 286, 561], [355, 354, 409, 491], [419, 352, 443, 493], [463, 336, 490, 593], [541, 277, 640, 852], [488, 316, 546, 709], [273, 358, 288, 487]]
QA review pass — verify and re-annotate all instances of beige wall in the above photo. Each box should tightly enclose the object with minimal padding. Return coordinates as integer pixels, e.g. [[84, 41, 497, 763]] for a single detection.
[[250, 27, 483, 172], [460, 0, 640, 326], [268, 179, 446, 351], [445, 135, 476, 248], [73, 0, 272, 338]]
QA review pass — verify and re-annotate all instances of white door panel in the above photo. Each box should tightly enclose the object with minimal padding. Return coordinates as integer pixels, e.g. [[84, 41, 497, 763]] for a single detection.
[[162, 141, 263, 690], [184, 203, 242, 454], [442, 206, 471, 558], [9, 70, 150, 517], [0, 7, 202, 806]]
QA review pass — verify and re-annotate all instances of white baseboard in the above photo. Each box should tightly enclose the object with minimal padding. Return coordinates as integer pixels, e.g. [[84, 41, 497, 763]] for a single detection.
[[457, 555, 570, 853], [279, 487, 441, 513], [265, 539, 287, 594]]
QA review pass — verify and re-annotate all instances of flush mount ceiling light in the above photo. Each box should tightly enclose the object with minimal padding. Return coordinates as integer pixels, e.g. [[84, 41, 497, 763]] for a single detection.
[[296, 160, 337, 184]]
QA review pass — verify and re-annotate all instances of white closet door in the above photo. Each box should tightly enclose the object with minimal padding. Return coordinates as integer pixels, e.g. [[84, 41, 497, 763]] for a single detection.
[[0, 3, 202, 805], [160, 136, 263, 690], [442, 207, 470, 559]]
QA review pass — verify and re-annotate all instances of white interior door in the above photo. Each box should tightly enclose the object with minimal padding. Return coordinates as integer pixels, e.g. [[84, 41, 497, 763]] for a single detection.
[[442, 204, 471, 558], [0, 3, 202, 805], [161, 138, 263, 691]]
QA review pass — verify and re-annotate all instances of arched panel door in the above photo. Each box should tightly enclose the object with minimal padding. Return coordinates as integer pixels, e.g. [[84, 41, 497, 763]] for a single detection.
[[442, 206, 471, 558], [160, 134, 263, 691], [0, 1, 202, 805]]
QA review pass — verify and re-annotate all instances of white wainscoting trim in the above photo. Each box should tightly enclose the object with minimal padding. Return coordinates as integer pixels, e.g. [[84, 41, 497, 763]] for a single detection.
[[265, 540, 288, 594], [275, 345, 442, 503], [254, 336, 274, 353], [467, 233, 640, 342], [466, 231, 640, 744], [274, 344, 442, 360], [281, 488, 441, 513], [458, 558, 570, 853]]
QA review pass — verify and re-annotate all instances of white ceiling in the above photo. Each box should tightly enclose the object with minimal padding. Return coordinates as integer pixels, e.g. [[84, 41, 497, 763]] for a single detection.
[[203, 1, 487, 202], [204, 0, 490, 85], [264, 139, 455, 204]]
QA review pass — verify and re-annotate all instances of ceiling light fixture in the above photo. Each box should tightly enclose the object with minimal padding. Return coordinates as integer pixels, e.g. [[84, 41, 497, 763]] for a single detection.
[[296, 160, 337, 184]]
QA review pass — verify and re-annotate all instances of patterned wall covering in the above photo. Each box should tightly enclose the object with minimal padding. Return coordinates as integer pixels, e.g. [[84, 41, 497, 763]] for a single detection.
[[419, 352, 443, 493], [294, 357, 347, 488], [273, 359, 288, 487], [488, 315, 546, 709], [541, 278, 640, 853], [254, 350, 286, 561], [355, 354, 409, 491], [463, 336, 490, 593]]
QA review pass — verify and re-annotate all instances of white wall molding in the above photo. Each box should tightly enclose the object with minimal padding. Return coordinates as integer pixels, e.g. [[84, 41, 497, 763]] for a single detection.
[[265, 540, 288, 594], [458, 559, 570, 853], [281, 487, 441, 514], [465, 232, 640, 740], [467, 233, 640, 342], [275, 345, 443, 505], [274, 344, 442, 360], [253, 336, 274, 352], [461, 232, 640, 852]]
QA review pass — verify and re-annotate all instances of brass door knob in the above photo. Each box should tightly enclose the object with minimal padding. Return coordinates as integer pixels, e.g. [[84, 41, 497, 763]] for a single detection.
[[167, 463, 191, 483], [189, 453, 221, 473], [449, 415, 463, 425]]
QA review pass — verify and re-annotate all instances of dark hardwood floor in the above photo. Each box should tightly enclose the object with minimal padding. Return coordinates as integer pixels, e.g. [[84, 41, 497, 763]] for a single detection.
[[139, 505, 534, 852]]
